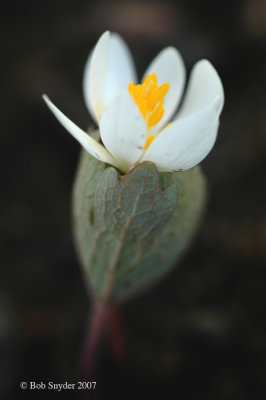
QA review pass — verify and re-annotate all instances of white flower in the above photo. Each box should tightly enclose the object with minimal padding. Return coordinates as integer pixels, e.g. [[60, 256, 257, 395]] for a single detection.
[[43, 30, 224, 173]]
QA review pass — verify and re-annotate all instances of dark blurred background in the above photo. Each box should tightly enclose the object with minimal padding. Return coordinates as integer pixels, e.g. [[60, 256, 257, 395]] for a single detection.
[[1, 0, 266, 399]]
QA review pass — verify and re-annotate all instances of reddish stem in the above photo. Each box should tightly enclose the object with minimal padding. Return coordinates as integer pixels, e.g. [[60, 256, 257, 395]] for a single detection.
[[80, 301, 111, 400], [109, 307, 126, 364], [81, 300, 111, 381], [80, 301, 126, 399]]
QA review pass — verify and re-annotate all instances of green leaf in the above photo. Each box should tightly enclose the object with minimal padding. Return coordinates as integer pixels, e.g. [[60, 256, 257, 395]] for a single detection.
[[73, 151, 206, 303]]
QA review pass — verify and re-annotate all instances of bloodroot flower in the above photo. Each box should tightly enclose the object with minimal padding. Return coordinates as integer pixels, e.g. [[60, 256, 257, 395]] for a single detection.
[[43, 31, 224, 173]]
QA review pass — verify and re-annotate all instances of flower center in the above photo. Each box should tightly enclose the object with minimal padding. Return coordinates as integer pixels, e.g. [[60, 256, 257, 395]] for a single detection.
[[128, 73, 170, 149]]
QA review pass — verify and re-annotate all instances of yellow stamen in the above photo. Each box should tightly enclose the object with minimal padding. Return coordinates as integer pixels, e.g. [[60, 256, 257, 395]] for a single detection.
[[139, 99, 148, 117], [128, 72, 170, 131], [149, 102, 164, 127], [144, 135, 155, 150], [159, 82, 170, 98]]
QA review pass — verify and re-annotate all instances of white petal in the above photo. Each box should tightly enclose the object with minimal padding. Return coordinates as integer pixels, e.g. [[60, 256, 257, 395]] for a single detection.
[[42, 95, 119, 167], [85, 31, 110, 124], [86, 31, 137, 124], [142, 46, 186, 134], [100, 92, 147, 172], [178, 59, 224, 119], [104, 33, 137, 106], [83, 50, 98, 124], [142, 101, 220, 171]]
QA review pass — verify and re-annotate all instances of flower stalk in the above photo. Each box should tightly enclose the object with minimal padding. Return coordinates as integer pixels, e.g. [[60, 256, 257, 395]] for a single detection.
[[81, 300, 111, 382], [80, 301, 126, 400]]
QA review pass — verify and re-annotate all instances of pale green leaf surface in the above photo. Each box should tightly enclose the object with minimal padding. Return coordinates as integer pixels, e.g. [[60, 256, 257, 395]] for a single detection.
[[73, 150, 206, 303]]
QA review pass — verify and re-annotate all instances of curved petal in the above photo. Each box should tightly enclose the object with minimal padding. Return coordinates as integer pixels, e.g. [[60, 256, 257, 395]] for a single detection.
[[142, 101, 220, 171], [100, 92, 147, 172], [42, 95, 119, 167], [142, 46, 186, 134], [83, 51, 98, 124], [84, 31, 137, 124], [177, 59, 224, 119], [104, 33, 137, 106]]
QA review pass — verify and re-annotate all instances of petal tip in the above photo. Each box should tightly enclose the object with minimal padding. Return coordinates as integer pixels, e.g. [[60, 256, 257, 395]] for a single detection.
[[183, 58, 224, 116], [42, 94, 49, 104], [193, 59, 223, 84], [99, 30, 110, 43], [161, 46, 185, 66], [42, 94, 54, 110]]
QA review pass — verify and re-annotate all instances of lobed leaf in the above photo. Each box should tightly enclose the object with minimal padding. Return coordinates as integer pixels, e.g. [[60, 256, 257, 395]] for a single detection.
[[73, 150, 206, 303]]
